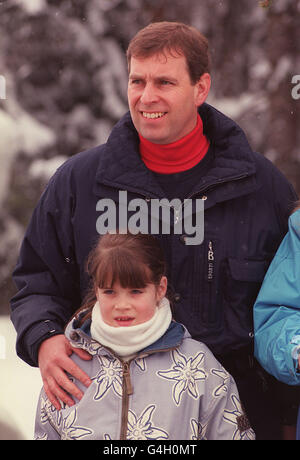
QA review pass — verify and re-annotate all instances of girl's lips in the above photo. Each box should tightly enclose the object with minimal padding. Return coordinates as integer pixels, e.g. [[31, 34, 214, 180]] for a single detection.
[[114, 317, 135, 327]]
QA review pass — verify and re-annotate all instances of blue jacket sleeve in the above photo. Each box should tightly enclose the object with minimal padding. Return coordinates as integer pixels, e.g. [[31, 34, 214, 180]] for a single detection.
[[254, 209, 300, 385], [10, 165, 82, 367]]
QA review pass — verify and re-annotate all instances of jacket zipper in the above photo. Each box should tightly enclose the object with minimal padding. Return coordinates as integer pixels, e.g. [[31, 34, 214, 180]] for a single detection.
[[101, 174, 249, 233], [118, 343, 181, 440], [172, 174, 250, 223], [102, 172, 249, 202], [185, 173, 249, 200], [120, 360, 134, 440]]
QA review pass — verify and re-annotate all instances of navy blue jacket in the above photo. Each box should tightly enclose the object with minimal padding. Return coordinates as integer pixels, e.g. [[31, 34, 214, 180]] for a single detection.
[[11, 103, 297, 367]]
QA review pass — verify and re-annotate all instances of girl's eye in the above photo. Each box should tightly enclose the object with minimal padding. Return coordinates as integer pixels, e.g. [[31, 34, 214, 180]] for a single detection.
[[103, 289, 114, 295], [131, 289, 143, 294]]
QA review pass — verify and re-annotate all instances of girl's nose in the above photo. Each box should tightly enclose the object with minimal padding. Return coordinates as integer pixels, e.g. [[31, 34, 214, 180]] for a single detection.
[[115, 295, 131, 310]]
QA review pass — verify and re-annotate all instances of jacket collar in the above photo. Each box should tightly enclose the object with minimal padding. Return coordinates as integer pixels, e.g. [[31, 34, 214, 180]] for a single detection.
[[94, 103, 258, 204], [65, 315, 186, 359]]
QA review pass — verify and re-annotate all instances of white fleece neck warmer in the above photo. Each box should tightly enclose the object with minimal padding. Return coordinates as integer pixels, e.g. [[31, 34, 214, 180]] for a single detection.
[[90, 297, 172, 357]]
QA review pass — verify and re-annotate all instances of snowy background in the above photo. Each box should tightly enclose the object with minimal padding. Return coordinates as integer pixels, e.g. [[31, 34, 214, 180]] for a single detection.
[[0, 316, 41, 439], [0, 0, 299, 440]]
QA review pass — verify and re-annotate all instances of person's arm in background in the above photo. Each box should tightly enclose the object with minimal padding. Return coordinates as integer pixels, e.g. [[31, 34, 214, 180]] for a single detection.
[[10, 165, 92, 410], [254, 209, 300, 386]]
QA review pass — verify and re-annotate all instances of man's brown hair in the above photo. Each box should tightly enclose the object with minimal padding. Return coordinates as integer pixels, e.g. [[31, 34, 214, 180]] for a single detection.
[[126, 21, 211, 84]]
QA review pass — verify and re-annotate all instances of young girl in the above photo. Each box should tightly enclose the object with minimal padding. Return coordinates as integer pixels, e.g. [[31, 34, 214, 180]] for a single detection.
[[34, 233, 255, 440]]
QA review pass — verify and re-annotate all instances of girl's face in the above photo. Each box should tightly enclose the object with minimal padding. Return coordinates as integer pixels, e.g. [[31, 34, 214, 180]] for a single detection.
[[96, 276, 167, 327]]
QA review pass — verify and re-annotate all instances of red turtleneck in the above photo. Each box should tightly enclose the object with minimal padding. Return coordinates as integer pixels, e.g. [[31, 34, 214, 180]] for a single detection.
[[139, 114, 210, 174]]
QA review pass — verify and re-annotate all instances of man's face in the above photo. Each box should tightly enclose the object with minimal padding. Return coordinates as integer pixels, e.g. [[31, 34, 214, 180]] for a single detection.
[[127, 52, 210, 145]]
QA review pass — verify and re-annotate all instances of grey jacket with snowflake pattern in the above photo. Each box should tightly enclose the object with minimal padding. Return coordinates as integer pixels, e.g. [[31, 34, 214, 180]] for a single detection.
[[34, 316, 255, 440]]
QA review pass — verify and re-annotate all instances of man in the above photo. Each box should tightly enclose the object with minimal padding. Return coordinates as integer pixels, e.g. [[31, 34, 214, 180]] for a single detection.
[[11, 22, 297, 439]]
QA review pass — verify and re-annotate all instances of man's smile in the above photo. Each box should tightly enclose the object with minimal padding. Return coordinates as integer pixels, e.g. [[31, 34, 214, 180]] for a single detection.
[[141, 111, 167, 119]]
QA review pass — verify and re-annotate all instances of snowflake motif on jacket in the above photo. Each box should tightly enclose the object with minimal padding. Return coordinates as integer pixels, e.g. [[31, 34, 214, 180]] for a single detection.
[[134, 356, 147, 372], [211, 367, 230, 397], [223, 394, 255, 440], [190, 418, 208, 440], [40, 396, 54, 424], [127, 405, 169, 440], [35, 433, 48, 440], [40, 394, 62, 428], [70, 335, 104, 356], [92, 355, 123, 400], [157, 349, 207, 405], [60, 408, 93, 440], [39, 394, 93, 440]]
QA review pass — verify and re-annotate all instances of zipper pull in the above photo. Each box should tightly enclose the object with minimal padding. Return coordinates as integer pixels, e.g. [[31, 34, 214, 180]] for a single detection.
[[173, 206, 182, 225], [123, 362, 133, 395], [208, 241, 214, 281]]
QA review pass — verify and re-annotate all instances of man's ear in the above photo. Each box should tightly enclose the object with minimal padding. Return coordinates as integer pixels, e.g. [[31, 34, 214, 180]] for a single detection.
[[194, 72, 211, 107]]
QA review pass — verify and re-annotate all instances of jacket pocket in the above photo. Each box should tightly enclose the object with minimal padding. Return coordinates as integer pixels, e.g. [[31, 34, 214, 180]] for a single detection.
[[227, 258, 267, 283], [224, 258, 268, 338]]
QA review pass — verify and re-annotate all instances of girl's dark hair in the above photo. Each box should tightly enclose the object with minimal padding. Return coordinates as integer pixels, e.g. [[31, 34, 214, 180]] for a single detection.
[[75, 232, 167, 324]]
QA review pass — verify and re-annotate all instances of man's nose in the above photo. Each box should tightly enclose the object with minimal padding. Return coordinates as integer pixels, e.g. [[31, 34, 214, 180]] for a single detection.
[[140, 83, 158, 105]]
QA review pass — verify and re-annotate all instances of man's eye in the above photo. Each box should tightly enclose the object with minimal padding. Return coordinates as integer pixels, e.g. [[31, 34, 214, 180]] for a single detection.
[[160, 80, 172, 85], [131, 79, 142, 85]]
